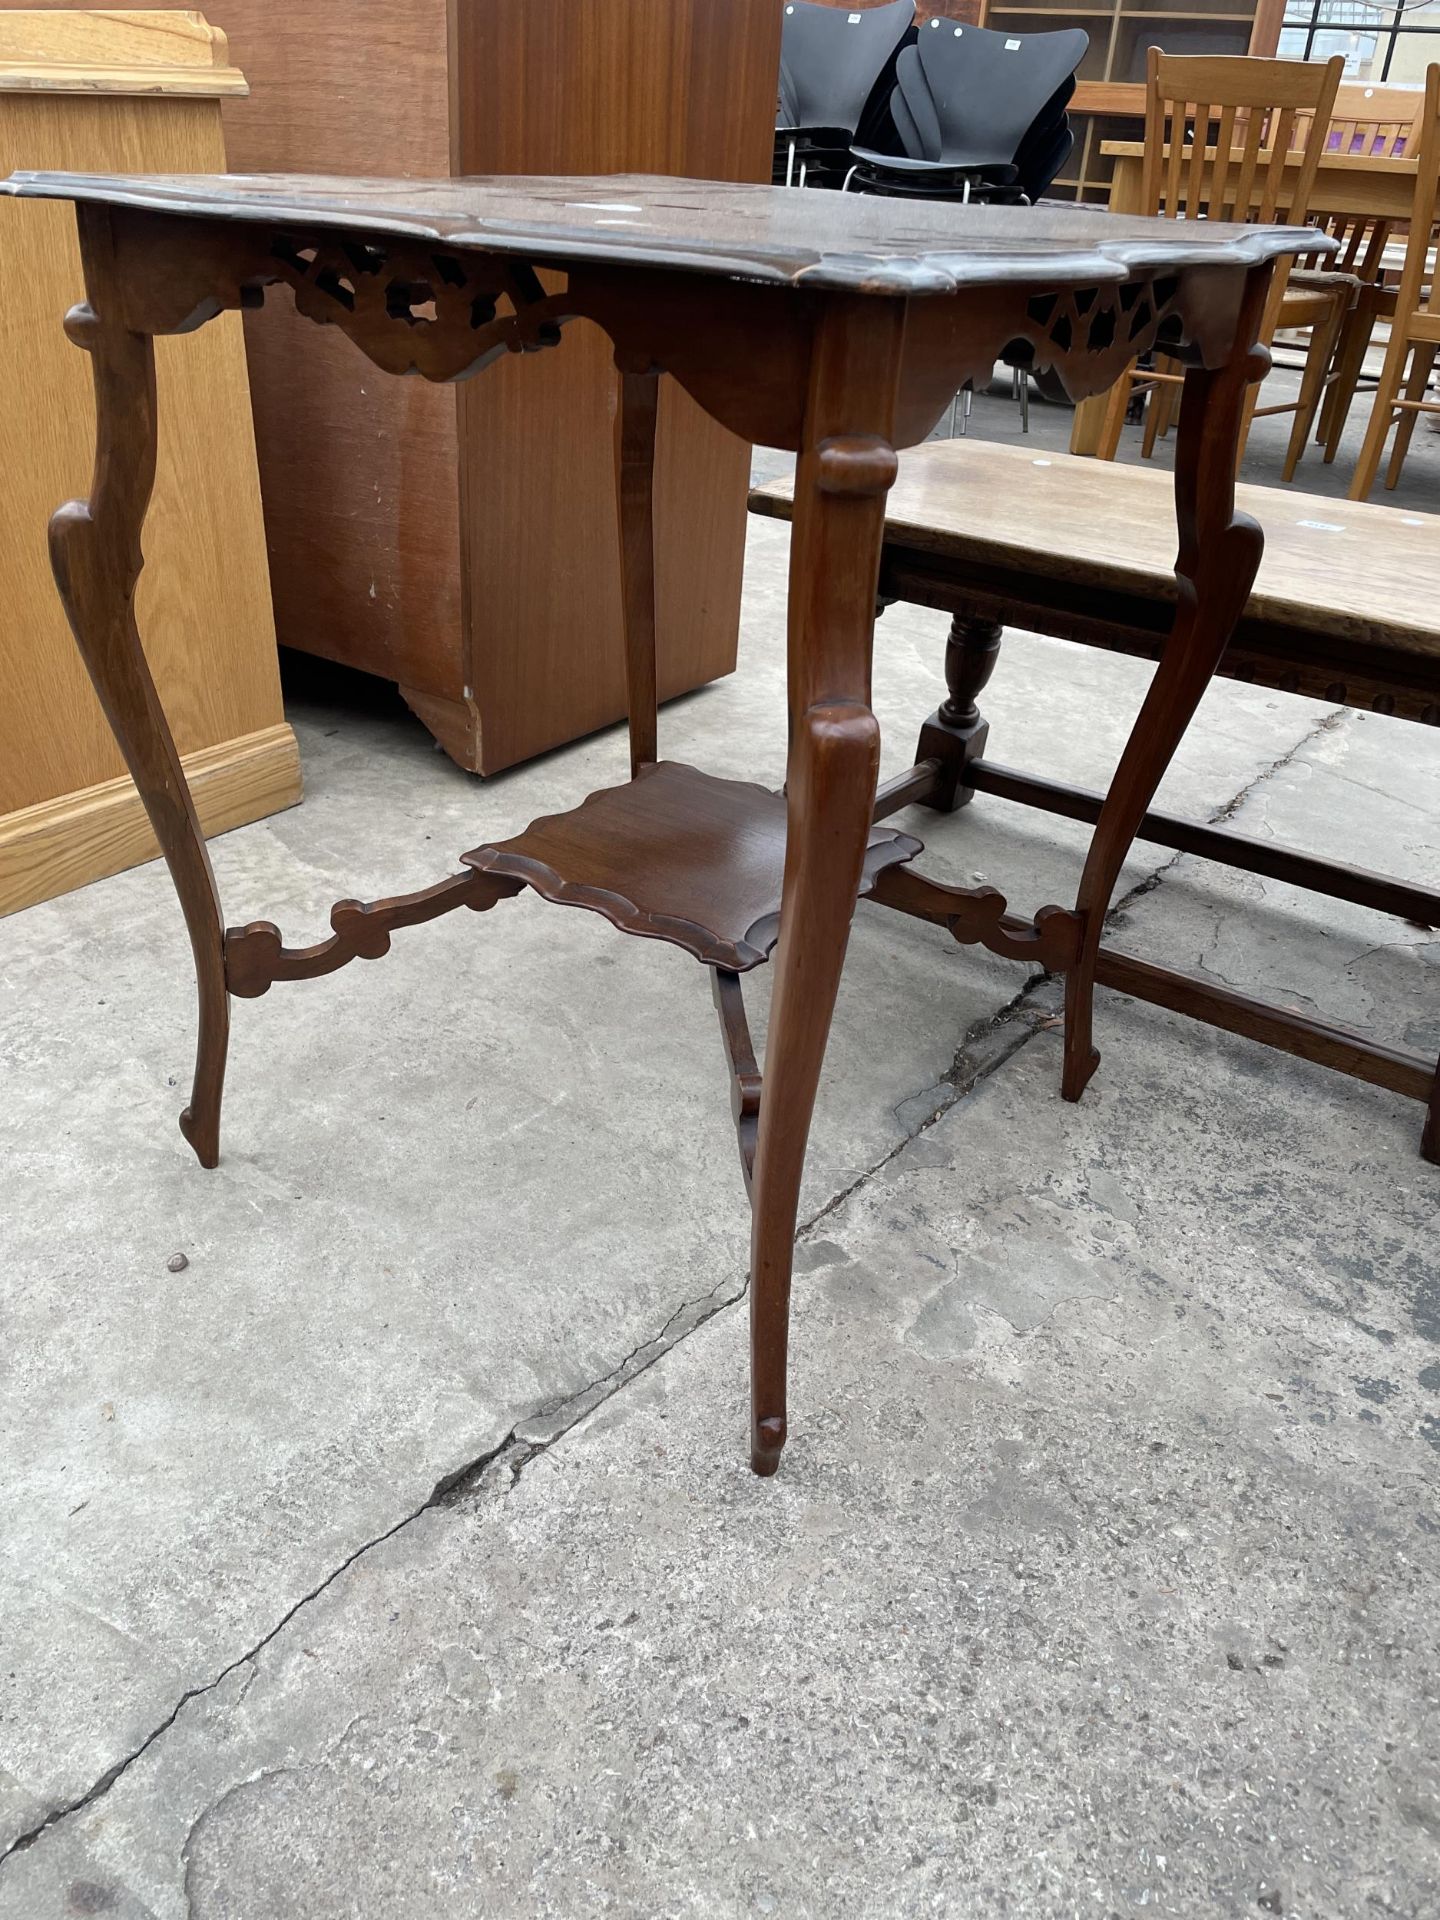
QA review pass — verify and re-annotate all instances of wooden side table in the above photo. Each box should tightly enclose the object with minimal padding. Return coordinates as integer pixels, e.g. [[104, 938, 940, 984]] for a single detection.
[[0, 170, 1313, 1471]]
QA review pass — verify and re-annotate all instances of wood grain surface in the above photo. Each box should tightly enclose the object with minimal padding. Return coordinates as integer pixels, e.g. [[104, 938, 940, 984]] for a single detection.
[[3, 168, 1319, 291], [752, 437, 1440, 659], [465, 760, 919, 971], [0, 722, 298, 914], [209, 0, 461, 696], [0, 8, 247, 95], [452, 0, 781, 772]]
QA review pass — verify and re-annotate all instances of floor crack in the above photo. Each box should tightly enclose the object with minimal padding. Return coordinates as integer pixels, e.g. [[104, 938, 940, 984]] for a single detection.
[[1102, 703, 1347, 928], [1, 703, 1353, 1873], [0, 1272, 750, 1871], [0, 1421, 527, 1871]]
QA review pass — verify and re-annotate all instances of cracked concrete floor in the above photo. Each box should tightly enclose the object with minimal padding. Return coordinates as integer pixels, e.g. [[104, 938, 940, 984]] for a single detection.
[[2, 461, 1438, 1916]]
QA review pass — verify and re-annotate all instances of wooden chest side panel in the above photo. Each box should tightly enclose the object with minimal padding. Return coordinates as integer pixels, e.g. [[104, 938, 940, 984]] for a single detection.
[[453, 0, 783, 774], [216, 0, 464, 696]]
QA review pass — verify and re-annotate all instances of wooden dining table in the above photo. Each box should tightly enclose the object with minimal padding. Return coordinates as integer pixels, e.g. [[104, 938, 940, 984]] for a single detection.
[[0, 167, 1312, 1474], [1071, 140, 1419, 455]]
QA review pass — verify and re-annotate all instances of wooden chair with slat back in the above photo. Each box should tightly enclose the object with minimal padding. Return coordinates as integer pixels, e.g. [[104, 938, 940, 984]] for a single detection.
[[1144, 74, 1412, 461], [1295, 78, 1421, 160], [1349, 63, 1440, 499], [1301, 80, 1427, 456], [1096, 49, 1347, 479]]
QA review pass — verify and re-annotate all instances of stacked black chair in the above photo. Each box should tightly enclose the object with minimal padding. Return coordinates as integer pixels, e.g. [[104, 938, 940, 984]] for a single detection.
[[847, 18, 1087, 205], [774, 0, 917, 189]]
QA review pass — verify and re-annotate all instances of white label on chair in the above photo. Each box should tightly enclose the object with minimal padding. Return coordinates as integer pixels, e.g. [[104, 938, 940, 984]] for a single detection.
[[1006, 38, 1021, 48], [849, 11, 862, 20], [1296, 518, 1346, 533]]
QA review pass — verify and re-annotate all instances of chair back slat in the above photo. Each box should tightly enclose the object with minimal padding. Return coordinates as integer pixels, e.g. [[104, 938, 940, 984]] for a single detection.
[[1229, 99, 1269, 224], [1140, 50, 1343, 233], [1292, 80, 1425, 159], [1184, 98, 1209, 215], [1259, 105, 1299, 222], [1209, 103, 1239, 215], [1398, 66, 1440, 324]]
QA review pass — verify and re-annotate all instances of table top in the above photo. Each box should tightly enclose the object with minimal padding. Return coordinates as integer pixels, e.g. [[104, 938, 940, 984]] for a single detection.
[[0, 170, 1317, 296], [751, 437, 1438, 657], [1101, 140, 1418, 180]]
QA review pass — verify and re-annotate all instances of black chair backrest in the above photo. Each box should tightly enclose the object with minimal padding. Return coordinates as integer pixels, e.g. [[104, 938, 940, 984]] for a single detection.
[[777, 0, 917, 137], [891, 20, 1087, 169]]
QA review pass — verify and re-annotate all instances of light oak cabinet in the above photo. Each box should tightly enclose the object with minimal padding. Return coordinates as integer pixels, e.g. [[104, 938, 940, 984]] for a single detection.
[[0, 8, 299, 916]]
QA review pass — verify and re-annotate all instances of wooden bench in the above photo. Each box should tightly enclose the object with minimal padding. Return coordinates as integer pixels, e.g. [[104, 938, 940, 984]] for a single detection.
[[750, 438, 1440, 1160]]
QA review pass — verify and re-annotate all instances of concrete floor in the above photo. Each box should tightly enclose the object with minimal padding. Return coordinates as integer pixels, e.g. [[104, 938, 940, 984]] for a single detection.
[[1, 379, 1437, 1918]]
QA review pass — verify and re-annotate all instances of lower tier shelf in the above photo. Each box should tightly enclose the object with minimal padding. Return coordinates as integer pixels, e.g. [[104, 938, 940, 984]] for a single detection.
[[464, 760, 922, 972]]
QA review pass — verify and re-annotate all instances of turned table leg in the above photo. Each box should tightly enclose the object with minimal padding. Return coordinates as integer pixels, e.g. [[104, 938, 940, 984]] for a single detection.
[[915, 611, 1003, 813], [614, 360, 661, 777], [749, 297, 903, 1476], [1062, 268, 1273, 1104], [49, 265, 230, 1167]]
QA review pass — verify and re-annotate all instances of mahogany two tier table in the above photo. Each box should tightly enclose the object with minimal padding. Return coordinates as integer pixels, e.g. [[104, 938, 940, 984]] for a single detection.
[[2, 169, 1313, 1474]]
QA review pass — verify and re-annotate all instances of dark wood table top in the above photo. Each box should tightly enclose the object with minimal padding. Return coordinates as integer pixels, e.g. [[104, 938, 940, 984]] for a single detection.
[[0, 170, 1321, 295]]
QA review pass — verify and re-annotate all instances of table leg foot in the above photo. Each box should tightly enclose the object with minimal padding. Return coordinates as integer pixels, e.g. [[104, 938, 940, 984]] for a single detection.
[[1060, 1014, 1100, 1104], [751, 1415, 787, 1477], [179, 1034, 227, 1170]]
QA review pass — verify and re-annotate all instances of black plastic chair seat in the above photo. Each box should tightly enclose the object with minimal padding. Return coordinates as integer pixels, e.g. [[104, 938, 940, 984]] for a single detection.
[[776, 0, 917, 143], [852, 20, 1086, 205], [848, 145, 1016, 177]]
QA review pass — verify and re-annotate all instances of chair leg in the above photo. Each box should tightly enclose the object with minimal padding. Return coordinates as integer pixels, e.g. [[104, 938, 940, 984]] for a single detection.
[[1140, 373, 1166, 461], [1095, 366, 1133, 462], [1062, 271, 1270, 1104], [1384, 341, 1436, 490], [49, 278, 229, 1167], [1140, 360, 1179, 459], [1282, 294, 1348, 484], [1320, 298, 1377, 462], [1349, 324, 1413, 500], [1233, 377, 1262, 478]]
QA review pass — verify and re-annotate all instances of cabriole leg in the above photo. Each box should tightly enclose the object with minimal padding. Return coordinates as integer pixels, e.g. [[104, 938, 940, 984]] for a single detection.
[[49, 246, 229, 1166], [1062, 269, 1273, 1105], [748, 296, 903, 1476]]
